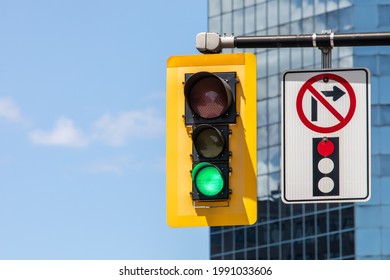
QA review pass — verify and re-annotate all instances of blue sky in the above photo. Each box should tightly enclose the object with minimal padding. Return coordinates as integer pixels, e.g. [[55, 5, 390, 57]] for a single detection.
[[0, 0, 209, 259]]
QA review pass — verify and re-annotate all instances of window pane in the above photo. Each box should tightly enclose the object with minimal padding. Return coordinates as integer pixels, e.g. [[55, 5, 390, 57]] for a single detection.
[[256, 4, 267, 31], [306, 238, 315, 259], [258, 126, 268, 149], [268, 75, 280, 99], [282, 220, 292, 241], [341, 206, 354, 230], [356, 228, 381, 256], [317, 212, 327, 234], [341, 231, 354, 257], [305, 215, 315, 236], [268, 50, 279, 76], [379, 105, 390, 126], [267, 0, 278, 27], [382, 228, 390, 255], [268, 146, 280, 173], [235, 228, 245, 250], [270, 222, 280, 243], [268, 123, 280, 146], [355, 205, 381, 228], [222, 0, 232, 13], [257, 224, 268, 246], [209, 16, 221, 33], [258, 148, 268, 175], [380, 155, 390, 176], [246, 226, 257, 247], [293, 241, 303, 259], [379, 54, 390, 76], [233, 0, 244, 9], [339, 7, 353, 31], [269, 172, 280, 194], [222, 12, 233, 34], [303, 0, 314, 18], [257, 175, 269, 198], [257, 78, 267, 100], [291, 0, 302, 21], [211, 233, 222, 255], [268, 97, 280, 123], [270, 245, 279, 259], [245, 0, 255, 6], [224, 230, 233, 252], [209, 0, 221, 17], [245, 6, 255, 33], [233, 9, 244, 35], [279, 0, 290, 24], [280, 48, 290, 72], [382, 206, 390, 227], [329, 233, 340, 259], [378, 4, 390, 27], [317, 235, 328, 259], [379, 76, 390, 104], [293, 218, 303, 239], [282, 243, 292, 259], [329, 209, 340, 232]]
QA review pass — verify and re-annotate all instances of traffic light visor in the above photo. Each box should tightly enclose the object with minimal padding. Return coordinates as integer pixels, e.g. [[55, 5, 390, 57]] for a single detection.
[[185, 72, 232, 119], [192, 162, 224, 197], [193, 124, 225, 158]]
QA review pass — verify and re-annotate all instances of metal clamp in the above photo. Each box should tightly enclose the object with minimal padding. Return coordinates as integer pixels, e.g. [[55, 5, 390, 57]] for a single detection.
[[196, 32, 234, 53], [312, 33, 317, 47]]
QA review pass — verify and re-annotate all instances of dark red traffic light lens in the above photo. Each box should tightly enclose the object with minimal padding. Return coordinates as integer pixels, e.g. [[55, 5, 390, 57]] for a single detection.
[[185, 72, 232, 119]]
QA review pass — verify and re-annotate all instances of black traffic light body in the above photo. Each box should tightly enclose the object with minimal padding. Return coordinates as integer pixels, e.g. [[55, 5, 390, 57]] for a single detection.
[[184, 72, 236, 203]]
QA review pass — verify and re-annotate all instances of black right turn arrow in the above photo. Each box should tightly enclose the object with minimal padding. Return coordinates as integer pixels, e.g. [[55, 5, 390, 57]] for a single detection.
[[321, 86, 346, 101]]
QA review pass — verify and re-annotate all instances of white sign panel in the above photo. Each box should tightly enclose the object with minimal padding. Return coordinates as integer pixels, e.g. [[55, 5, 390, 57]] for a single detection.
[[281, 68, 370, 203]]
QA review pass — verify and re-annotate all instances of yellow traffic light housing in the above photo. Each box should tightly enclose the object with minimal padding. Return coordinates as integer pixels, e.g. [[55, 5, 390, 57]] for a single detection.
[[166, 53, 257, 227]]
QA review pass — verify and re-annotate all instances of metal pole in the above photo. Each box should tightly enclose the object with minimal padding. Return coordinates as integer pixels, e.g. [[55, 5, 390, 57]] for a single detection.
[[321, 47, 332, 69], [320, 30, 333, 69], [196, 32, 390, 54]]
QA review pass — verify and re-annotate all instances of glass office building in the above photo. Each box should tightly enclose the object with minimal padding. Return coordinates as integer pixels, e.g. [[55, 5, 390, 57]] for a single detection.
[[208, 0, 390, 259]]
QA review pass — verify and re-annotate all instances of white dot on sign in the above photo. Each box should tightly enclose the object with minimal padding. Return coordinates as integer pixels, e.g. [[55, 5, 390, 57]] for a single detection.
[[318, 177, 334, 193], [318, 158, 334, 174]]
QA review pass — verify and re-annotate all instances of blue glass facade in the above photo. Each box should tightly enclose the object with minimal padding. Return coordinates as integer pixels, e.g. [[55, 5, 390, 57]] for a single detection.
[[208, 0, 390, 260]]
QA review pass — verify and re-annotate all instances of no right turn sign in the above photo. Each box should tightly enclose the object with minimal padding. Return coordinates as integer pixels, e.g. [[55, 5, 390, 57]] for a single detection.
[[281, 68, 370, 203]]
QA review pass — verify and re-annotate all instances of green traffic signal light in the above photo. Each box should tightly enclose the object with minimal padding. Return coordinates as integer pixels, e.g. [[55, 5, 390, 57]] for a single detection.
[[192, 162, 224, 197]]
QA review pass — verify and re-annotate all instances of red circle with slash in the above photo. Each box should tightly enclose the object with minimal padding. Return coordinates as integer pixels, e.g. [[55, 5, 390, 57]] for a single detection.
[[296, 73, 356, 133]]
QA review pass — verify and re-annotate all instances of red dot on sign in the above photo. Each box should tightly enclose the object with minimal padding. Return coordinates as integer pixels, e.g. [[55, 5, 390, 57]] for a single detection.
[[317, 139, 334, 156]]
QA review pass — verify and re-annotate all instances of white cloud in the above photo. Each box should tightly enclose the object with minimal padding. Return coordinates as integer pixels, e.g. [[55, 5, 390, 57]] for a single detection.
[[92, 108, 165, 146], [28, 108, 165, 148], [29, 117, 88, 148], [0, 97, 23, 122]]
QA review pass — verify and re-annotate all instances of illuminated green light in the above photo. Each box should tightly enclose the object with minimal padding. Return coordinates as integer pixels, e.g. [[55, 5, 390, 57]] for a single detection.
[[192, 163, 224, 197]]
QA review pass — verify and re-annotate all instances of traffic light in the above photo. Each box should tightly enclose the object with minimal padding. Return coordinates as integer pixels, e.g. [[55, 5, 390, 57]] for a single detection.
[[185, 72, 235, 204], [166, 53, 257, 227], [313, 137, 339, 196]]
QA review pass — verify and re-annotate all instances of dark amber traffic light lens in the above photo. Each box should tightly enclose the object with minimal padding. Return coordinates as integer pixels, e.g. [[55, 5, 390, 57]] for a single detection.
[[185, 72, 232, 119], [193, 125, 224, 158]]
